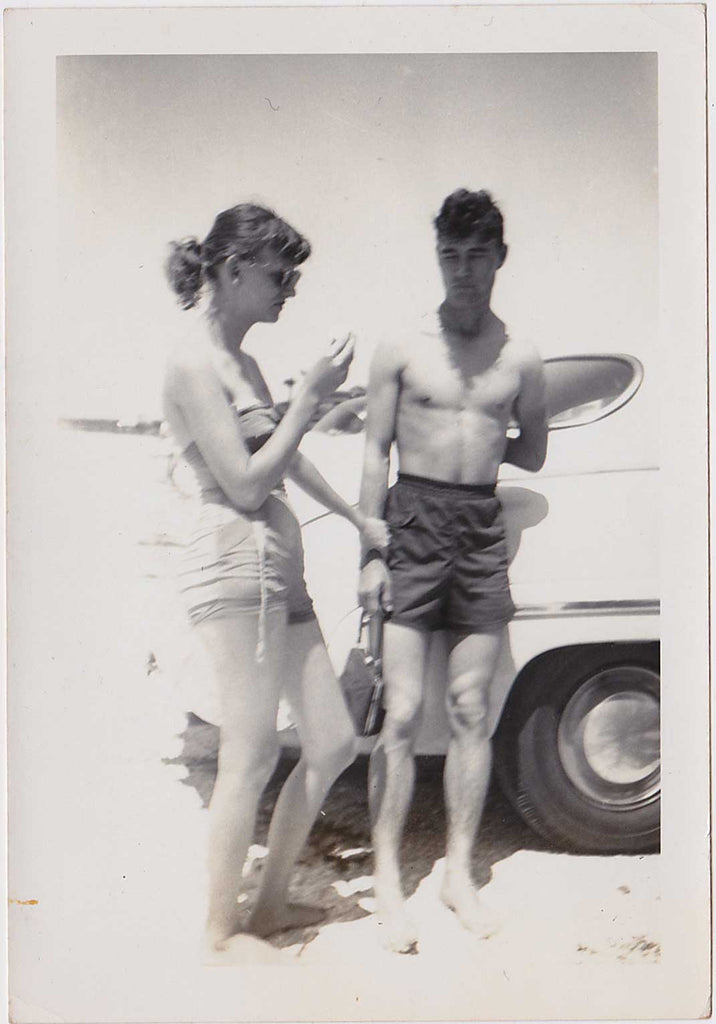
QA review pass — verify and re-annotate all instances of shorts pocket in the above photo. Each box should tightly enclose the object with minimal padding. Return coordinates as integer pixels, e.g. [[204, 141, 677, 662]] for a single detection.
[[386, 487, 417, 530], [394, 511, 417, 529]]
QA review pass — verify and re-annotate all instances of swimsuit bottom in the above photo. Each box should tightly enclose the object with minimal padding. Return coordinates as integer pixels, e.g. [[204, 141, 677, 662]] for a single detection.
[[384, 472, 515, 634], [177, 489, 315, 657]]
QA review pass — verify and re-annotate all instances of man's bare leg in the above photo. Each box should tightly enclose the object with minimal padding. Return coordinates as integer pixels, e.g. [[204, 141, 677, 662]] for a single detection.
[[440, 629, 503, 938], [368, 623, 430, 953]]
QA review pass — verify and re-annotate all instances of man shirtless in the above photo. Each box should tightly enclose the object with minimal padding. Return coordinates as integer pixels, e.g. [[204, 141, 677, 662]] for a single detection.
[[358, 189, 548, 953]]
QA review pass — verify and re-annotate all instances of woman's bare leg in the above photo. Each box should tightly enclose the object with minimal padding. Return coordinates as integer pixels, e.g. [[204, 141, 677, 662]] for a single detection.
[[248, 618, 356, 937], [195, 608, 287, 952]]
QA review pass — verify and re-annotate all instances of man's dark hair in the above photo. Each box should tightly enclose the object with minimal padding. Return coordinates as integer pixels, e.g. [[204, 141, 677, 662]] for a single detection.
[[434, 189, 504, 247]]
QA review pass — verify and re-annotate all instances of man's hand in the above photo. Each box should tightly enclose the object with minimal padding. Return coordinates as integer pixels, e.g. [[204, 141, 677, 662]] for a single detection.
[[358, 559, 393, 615]]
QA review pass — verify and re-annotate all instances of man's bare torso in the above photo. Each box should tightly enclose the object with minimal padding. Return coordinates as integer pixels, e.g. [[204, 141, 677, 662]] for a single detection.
[[394, 312, 523, 485]]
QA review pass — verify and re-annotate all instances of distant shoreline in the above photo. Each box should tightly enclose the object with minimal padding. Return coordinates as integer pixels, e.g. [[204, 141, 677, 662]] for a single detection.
[[59, 417, 163, 436], [58, 386, 367, 438]]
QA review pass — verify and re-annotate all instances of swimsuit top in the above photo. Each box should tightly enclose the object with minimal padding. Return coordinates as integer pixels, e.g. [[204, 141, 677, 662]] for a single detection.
[[177, 403, 283, 506], [231, 403, 282, 454]]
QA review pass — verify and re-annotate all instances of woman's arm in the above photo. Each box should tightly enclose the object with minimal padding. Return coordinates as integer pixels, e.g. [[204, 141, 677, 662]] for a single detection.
[[287, 451, 389, 547], [287, 451, 361, 525], [168, 334, 353, 512], [287, 451, 363, 527], [167, 349, 321, 512]]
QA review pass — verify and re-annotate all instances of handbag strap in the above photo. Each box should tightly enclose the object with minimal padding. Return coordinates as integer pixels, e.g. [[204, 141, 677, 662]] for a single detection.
[[358, 610, 383, 665]]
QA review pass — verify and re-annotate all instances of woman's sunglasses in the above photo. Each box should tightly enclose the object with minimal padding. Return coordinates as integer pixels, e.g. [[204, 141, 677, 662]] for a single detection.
[[243, 256, 301, 291], [265, 266, 301, 291]]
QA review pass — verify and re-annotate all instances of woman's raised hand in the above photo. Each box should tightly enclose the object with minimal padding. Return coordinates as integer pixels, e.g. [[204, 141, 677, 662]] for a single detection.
[[302, 334, 355, 401]]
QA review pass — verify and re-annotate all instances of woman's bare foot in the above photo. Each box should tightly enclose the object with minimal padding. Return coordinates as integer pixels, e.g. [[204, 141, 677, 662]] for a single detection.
[[440, 876, 499, 939], [247, 901, 327, 938], [374, 886, 419, 954], [203, 932, 288, 965]]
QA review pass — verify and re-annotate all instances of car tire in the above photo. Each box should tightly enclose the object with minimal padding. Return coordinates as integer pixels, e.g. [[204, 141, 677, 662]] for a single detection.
[[494, 643, 660, 853]]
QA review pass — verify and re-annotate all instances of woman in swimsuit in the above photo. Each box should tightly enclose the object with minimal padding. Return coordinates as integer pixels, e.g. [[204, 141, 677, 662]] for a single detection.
[[163, 203, 385, 956]]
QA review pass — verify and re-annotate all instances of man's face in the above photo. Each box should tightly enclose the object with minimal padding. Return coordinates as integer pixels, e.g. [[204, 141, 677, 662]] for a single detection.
[[436, 232, 506, 309]]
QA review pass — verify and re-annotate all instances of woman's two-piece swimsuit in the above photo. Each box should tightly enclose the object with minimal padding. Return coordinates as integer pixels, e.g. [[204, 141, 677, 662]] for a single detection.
[[176, 403, 316, 660]]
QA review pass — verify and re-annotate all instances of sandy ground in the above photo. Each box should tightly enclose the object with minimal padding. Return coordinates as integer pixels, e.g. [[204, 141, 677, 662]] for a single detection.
[[7, 428, 677, 1023]]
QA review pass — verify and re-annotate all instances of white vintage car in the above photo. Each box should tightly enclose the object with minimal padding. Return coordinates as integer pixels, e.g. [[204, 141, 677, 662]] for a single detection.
[[290, 352, 660, 855]]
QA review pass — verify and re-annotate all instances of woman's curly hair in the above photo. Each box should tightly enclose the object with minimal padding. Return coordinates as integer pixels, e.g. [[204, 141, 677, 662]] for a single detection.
[[165, 203, 311, 310]]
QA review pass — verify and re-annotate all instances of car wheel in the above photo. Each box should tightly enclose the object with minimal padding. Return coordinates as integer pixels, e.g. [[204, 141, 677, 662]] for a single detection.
[[494, 644, 660, 853]]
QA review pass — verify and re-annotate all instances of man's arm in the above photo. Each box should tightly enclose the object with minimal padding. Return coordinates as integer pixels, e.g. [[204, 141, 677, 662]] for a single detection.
[[357, 340, 402, 613], [359, 340, 402, 552], [503, 346, 549, 472]]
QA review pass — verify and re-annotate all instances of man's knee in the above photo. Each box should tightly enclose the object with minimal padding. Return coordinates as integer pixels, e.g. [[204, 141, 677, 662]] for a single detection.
[[446, 679, 491, 737], [383, 693, 424, 746]]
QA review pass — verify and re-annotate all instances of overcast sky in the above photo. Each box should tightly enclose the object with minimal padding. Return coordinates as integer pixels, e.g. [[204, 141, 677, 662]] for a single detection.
[[57, 52, 657, 419]]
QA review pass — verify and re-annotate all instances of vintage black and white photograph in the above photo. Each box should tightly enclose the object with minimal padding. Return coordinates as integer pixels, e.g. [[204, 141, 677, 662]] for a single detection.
[[5, 5, 710, 1022]]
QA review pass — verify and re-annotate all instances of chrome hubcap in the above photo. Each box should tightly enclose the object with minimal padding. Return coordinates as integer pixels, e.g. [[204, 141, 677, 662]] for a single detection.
[[557, 665, 660, 808]]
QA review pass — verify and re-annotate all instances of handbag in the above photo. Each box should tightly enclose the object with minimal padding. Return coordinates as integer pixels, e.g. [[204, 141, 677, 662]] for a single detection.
[[339, 612, 385, 737]]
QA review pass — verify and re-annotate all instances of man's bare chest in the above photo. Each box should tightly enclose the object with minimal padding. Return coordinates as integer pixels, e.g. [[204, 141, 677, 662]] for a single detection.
[[399, 344, 521, 418]]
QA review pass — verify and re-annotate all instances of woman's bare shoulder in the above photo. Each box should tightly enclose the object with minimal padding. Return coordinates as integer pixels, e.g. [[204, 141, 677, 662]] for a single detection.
[[165, 325, 213, 378], [164, 330, 220, 409]]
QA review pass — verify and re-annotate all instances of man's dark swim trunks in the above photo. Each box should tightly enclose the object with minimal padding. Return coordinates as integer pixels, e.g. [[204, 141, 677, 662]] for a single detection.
[[384, 473, 515, 633]]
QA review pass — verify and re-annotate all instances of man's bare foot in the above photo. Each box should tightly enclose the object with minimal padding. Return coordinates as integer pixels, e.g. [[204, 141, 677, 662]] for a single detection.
[[203, 932, 287, 965], [440, 876, 499, 939], [374, 888, 419, 954], [247, 901, 327, 938]]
